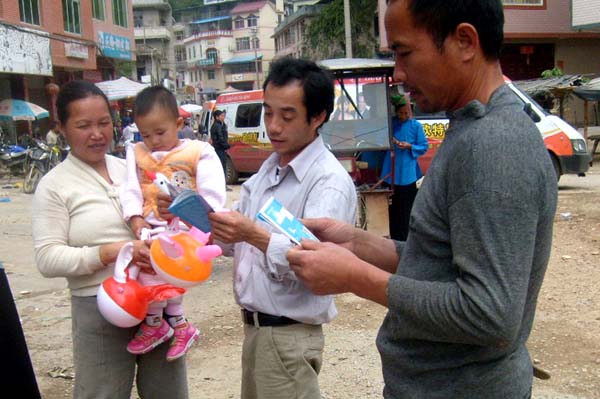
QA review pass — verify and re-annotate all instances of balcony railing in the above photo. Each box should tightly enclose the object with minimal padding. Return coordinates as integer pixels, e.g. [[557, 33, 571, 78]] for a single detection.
[[197, 57, 219, 66], [134, 26, 172, 40], [183, 30, 233, 43]]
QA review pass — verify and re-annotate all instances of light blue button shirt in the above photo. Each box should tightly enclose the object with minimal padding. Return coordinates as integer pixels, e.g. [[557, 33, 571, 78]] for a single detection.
[[229, 135, 357, 325]]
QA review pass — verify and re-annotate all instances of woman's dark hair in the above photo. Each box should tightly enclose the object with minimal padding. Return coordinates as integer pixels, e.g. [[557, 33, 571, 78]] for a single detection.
[[134, 85, 179, 120], [212, 110, 223, 119], [403, 0, 504, 60], [263, 57, 334, 128], [56, 80, 111, 125]]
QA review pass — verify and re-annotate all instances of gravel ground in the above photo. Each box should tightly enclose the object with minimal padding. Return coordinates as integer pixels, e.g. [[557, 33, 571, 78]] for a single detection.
[[1, 164, 599, 398]]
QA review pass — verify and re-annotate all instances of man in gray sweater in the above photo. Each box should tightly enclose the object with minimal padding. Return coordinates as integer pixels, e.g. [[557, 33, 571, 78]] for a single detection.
[[287, 0, 558, 398]]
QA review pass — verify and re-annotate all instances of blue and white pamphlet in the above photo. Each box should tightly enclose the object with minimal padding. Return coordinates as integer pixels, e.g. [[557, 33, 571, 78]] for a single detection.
[[168, 189, 214, 232], [256, 197, 319, 245]]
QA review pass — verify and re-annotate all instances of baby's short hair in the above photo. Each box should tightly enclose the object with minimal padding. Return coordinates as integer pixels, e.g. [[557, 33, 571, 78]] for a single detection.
[[134, 86, 179, 120]]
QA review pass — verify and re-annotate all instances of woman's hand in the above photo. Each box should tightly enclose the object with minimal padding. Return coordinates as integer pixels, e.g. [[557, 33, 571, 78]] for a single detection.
[[393, 138, 412, 150]]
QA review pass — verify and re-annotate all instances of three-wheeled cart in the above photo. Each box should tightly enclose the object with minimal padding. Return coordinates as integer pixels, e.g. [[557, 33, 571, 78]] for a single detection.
[[318, 58, 397, 237]]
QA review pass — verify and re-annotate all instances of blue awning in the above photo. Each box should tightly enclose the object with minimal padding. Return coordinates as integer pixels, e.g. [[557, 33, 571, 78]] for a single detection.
[[190, 15, 231, 24], [222, 54, 263, 65]]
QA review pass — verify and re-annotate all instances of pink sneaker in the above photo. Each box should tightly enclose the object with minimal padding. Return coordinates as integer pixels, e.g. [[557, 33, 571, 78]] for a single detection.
[[166, 323, 200, 362], [127, 320, 174, 355]]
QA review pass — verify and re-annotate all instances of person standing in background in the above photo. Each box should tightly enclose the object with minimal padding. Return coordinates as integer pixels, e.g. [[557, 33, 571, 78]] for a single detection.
[[380, 99, 428, 240], [46, 121, 59, 145], [178, 119, 196, 140], [210, 110, 231, 191]]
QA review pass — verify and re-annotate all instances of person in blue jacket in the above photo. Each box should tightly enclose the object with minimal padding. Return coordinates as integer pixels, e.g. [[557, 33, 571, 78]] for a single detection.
[[380, 101, 428, 240]]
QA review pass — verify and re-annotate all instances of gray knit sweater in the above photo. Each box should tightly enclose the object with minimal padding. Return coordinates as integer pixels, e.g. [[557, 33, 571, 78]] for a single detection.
[[377, 84, 558, 398]]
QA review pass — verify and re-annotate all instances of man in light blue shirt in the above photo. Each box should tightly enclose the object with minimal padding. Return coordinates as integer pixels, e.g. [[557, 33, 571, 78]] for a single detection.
[[380, 102, 428, 240], [209, 57, 356, 399]]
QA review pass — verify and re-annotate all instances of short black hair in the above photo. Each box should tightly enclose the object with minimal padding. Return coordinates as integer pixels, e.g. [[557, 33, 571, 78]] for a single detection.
[[56, 80, 111, 125], [212, 110, 223, 119], [401, 0, 504, 60], [263, 57, 334, 128], [134, 85, 179, 120]]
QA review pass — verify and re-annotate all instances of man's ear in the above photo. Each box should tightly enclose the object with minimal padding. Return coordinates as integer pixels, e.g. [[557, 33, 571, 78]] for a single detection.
[[454, 22, 479, 62], [310, 110, 327, 132]]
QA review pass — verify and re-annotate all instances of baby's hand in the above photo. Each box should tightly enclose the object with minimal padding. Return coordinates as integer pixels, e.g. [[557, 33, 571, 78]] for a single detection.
[[129, 216, 151, 239]]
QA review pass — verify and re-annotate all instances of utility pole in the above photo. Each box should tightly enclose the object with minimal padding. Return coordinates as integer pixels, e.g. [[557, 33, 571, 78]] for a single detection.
[[343, 0, 352, 58], [251, 27, 260, 90]]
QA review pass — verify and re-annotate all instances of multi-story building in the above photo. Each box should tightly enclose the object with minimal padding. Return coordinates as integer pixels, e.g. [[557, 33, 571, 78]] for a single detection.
[[377, 0, 600, 80], [273, 3, 321, 59], [171, 0, 282, 102], [572, 0, 600, 31], [0, 0, 134, 136], [93, 0, 136, 83], [132, 0, 175, 87], [377, 0, 600, 124], [502, 0, 600, 80], [225, 0, 279, 91], [183, 11, 235, 101]]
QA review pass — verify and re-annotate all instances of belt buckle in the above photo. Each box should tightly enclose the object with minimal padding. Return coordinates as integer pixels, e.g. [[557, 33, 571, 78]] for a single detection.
[[242, 309, 261, 327]]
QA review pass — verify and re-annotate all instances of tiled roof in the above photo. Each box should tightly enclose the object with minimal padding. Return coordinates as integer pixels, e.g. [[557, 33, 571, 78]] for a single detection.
[[231, 1, 268, 14]]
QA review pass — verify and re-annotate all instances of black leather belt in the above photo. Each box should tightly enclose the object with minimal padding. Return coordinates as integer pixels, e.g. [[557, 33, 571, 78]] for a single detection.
[[241, 309, 300, 327]]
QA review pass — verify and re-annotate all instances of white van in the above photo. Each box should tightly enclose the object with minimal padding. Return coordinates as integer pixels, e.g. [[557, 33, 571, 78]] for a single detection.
[[215, 78, 590, 184], [214, 90, 270, 184], [415, 80, 590, 179]]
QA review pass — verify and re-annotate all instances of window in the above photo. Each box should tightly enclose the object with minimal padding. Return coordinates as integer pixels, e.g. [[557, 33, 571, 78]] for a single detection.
[[247, 14, 257, 27], [62, 0, 81, 34], [175, 48, 186, 62], [133, 11, 143, 28], [19, 0, 40, 25], [193, 46, 196, 59], [92, 0, 104, 20], [236, 37, 251, 51], [235, 103, 262, 128], [112, 0, 128, 27], [252, 37, 260, 50], [208, 70, 215, 80], [207, 48, 218, 63], [503, 0, 543, 5], [188, 47, 192, 60], [229, 62, 257, 74], [234, 17, 245, 29]]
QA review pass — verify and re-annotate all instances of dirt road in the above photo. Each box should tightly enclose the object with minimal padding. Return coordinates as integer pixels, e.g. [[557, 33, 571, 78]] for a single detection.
[[1, 166, 599, 398]]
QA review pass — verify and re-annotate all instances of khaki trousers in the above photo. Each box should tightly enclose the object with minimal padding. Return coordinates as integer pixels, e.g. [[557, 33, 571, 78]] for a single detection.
[[241, 323, 324, 399], [71, 296, 188, 399]]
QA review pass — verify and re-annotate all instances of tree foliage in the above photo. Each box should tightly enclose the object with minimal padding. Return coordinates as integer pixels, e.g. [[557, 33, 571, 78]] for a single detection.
[[304, 0, 378, 60]]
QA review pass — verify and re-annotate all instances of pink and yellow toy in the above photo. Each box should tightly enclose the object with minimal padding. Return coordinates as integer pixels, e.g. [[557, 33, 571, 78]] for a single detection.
[[150, 226, 222, 288], [97, 242, 186, 328]]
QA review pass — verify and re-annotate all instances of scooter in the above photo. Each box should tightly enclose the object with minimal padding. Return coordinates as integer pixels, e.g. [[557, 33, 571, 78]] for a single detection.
[[0, 141, 29, 179], [22, 138, 61, 194]]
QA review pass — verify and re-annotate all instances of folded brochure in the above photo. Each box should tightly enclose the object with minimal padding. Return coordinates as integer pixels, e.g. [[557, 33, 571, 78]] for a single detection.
[[256, 196, 318, 245], [168, 189, 214, 232]]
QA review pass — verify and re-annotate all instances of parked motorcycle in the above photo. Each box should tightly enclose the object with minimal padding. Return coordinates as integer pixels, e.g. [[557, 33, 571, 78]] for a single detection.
[[22, 139, 62, 194], [0, 138, 30, 179]]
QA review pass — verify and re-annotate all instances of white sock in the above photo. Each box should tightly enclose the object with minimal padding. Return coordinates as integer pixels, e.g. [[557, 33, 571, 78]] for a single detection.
[[166, 315, 186, 328], [145, 314, 162, 327]]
